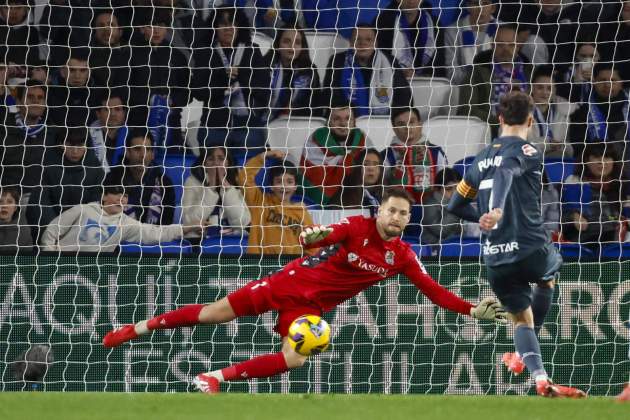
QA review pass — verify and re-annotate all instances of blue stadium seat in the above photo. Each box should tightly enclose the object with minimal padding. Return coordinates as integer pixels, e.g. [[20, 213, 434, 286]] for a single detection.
[[119, 240, 193, 255], [404, 238, 432, 257], [544, 158, 576, 183], [453, 156, 476, 178], [157, 153, 197, 223], [555, 242, 595, 258], [438, 237, 481, 257], [601, 243, 630, 258], [201, 234, 248, 255]]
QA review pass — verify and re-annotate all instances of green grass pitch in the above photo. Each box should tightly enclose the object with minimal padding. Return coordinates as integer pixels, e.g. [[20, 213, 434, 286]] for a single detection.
[[1, 393, 627, 420]]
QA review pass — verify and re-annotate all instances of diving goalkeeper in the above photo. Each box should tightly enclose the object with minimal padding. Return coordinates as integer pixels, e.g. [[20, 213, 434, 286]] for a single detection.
[[103, 187, 506, 393]]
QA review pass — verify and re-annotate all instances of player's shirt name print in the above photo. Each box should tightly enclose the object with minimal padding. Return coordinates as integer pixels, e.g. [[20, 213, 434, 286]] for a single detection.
[[477, 156, 503, 172]]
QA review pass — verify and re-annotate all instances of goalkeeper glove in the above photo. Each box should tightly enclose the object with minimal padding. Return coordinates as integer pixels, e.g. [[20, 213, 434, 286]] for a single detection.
[[470, 297, 508, 324], [300, 225, 333, 245]]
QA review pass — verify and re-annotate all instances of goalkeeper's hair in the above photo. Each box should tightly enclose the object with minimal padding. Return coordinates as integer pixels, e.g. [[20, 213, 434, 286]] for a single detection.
[[498, 91, 534, 126], [381, 187, 413, 207]]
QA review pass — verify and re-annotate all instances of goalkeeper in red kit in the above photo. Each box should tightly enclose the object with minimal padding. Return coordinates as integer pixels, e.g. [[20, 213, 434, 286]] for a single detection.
[[103, 188, 507, 393]]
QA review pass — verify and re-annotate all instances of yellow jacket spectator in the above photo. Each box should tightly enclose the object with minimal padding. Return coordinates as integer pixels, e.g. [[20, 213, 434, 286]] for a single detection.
[[238, 151, 315, 255]]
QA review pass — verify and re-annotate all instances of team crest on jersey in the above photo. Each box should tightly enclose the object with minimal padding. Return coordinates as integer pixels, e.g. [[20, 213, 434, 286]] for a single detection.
[[363, 239, 369, 247], [385, 250, 395, 265], [348, 252, 359, 263]]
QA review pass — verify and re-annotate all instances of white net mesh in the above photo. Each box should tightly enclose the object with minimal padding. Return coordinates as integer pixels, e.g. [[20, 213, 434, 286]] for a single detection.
[[0, 0, 629, 395]]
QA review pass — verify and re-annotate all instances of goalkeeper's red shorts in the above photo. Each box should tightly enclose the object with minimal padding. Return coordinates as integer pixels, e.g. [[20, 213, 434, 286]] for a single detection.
[[227, 273, 322, 337]]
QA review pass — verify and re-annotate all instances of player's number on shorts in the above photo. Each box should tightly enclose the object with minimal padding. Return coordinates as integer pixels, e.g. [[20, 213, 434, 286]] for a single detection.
[[251, 281, 268, 290]]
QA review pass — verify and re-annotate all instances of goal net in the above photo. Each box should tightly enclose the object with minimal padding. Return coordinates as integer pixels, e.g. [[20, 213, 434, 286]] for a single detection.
[[0, 0, 629, 395]]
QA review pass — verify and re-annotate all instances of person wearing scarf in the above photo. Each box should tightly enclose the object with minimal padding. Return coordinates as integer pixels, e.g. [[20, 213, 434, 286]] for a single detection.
[[108, 130, 175, 226], [570, 63, 630, 165], [526, 65, 575, 158], [299, 104, 370, 207], [128, 10, 188, 150], [191, 7, 271, 162], [264, 26, 321, 122], [458, 23, 532, 135], [0, 80, 56, 196], [88, 93, 128, 173], [383, 107, 447, 204], [561, 143, 630, 247], [323, 25, 413, 118], [375, 0, 437, 78], [443, 0, 497, 84]]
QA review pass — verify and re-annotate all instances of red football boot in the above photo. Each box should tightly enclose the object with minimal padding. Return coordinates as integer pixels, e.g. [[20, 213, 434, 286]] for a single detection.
[[193, 373, 221, 394], [102, 324, 138, 348], [502, 352, 525, 375], [617, 383, 630, 402], [536, 378, 587, 398]]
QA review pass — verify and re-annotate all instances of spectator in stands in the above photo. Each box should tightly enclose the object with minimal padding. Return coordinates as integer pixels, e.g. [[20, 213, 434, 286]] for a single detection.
[[0, 80, 56, 197], [26, 127, 105, 244], [236, 0, 302, 36], [40, 0, 91, 66], [89, 9, 132, 91], [598, 1, 630, 83], [0, 187, 31, 251], [541, 171, 560, 237], [47, 49, 97, 127], [375, 0, 437, 78], [0, 56, 11, 122], [383, 107, 447, 204], [561, 143, 630, 246], [322, 24, 413, 117], [191, 6, 270, 162], [443, 0, 497, 85], [0, 0, 41, 75], [531, 0, 585, 67], [182, 147, 250, 240], [88, 92, 129, 172], [527, 65, 575, 158], [421, 168, 462, 245], [129, 9, 188, 150], [458, 23, 532, 132], [301, 0, 381, 39], [569, 63, 629, 163], [108, 130, 176, 226], [299, 102, 370, 207], [556, 41, 598, 104], [238, 149, 314, 255], [265, 27, 321, 121], [41, 175, 203, 253], [328, 147, 384, 213]]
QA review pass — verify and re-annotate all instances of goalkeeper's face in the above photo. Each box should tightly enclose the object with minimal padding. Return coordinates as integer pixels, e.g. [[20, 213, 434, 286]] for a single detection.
[[376, 197, 411, 239]]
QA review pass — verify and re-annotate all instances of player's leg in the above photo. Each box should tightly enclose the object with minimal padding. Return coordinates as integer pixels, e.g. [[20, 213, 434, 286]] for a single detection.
[[103, 297, 237, 348], [531, 244, 562, 336], [194, 337, 307, 393], [193, 307, 316, 394], [103, 276, 274, 348]]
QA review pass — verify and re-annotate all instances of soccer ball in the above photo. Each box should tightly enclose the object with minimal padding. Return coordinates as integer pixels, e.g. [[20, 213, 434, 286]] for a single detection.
[[288, 315, 331, 356]]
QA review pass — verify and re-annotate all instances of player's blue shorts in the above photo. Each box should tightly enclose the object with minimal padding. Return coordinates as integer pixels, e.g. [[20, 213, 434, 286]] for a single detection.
[[486, 243, 562, 313]]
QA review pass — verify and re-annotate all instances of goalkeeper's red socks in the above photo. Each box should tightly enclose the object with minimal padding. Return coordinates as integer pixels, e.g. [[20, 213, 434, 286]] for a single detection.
[[103, 304, 204, 348], [195, 352, 289, 393], [221, 352, 289, 380], [146, 304, 204, 330]]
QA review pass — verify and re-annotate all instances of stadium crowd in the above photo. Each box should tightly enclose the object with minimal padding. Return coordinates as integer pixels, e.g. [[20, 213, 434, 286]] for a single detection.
[[0, 0, 629, 256]]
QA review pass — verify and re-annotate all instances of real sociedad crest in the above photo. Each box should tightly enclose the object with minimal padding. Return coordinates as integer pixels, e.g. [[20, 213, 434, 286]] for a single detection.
[[385, 250, 395, 265]]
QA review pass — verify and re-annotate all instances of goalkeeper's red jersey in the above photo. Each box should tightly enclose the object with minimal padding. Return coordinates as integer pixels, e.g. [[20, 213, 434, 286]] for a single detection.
[[267, 215, 473, 315]]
